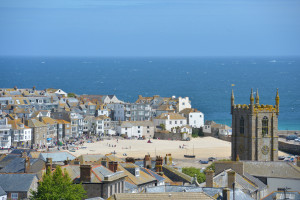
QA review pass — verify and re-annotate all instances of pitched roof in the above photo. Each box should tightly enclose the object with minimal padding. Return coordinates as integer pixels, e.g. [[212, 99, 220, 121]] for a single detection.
[[262, 191, 300, 200], [71, 154, 104, 164], [179, 108, 201, 115], [243, 161, 300, 179], [0, 174, 37, 192], [155, 112, 186, 120], [27, 119, 47, 128], [39, 152, 76, 162], [109, 192, 214, 200], [140, 168, 165, 183], [0, 185, 6, 196]]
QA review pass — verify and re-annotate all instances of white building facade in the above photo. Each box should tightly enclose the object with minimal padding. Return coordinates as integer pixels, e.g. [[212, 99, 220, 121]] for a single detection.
[[154, 113, 187, 132]]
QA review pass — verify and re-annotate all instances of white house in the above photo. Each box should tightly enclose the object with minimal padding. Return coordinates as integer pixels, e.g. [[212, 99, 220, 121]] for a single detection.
[[117, 121, 154, 138], [179, 108, 204, 128], [0, 118, 12, 149], [7, 119, 32, 147], [177, 97, 191, 112], [46, 88, 67, 97], [154, 113, 187, 132], [94, 115, 113, 136]]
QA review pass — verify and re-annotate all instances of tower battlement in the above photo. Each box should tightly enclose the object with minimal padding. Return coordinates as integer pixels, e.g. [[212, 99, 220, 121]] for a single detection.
[[231, 89, 279, 162]]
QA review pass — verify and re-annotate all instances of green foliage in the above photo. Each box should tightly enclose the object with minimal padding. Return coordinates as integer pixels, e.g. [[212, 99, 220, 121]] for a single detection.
[[67, 93, 76, 97], [182, 167, 206, 183], [31, 166, 86, 200], [160, 123, 166, 130], [192, 128, 204, 137]]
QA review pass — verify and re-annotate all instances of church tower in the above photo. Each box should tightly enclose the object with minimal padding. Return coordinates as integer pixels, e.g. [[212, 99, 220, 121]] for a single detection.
[[231, 89, 279, 161]]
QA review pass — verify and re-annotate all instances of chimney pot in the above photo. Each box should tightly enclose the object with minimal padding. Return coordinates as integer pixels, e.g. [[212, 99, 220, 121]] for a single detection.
[[25, 157, 30, 173]]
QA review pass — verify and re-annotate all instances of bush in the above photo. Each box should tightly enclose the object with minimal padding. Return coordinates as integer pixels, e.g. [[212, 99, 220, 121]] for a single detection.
[[67, 93, 76, 97], [182, 167, 206, 183]]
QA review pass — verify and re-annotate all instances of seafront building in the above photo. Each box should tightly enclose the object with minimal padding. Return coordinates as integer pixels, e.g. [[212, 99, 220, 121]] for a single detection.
[[0, 86, 204, 147]]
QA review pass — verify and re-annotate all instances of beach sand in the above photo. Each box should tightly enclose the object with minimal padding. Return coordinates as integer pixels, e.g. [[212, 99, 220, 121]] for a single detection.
[[70, 137, 288, 168]]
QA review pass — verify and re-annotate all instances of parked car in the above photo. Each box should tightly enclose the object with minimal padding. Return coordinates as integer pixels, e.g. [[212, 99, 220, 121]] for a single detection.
[[278, 156, 285, 160], [286, 135, 298, 141], [208, 157, 216, 161], [199, 160, 209, 164], [294, 137, 300, 142]]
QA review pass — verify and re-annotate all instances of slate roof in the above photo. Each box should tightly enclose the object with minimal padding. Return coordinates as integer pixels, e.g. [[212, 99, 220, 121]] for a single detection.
[[27, 119, 47, 128], [140, 168, 165, 183], [61, 164, 126, 183], [163, 165, 193, 183], [124, 181, 138, 192], [39, 152, 76, 162], [199, 169, 260, 194], [155, 112, 186, 120], [243, 161, 300, 179], [262, 191, 300, 200], [0, 185, 6, 196], [118, 164, 156, 186], [0, 157, 39, 173], [0, 174, 37, 192], [109, 192, 214, 200], [71, 154, 104, 165]]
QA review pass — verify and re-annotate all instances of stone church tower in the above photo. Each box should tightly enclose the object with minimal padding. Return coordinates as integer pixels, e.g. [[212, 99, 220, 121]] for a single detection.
[[231, 89, 279, 161]]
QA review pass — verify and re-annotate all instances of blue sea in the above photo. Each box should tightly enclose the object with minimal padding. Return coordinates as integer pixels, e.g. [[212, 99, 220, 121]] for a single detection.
[[0, 56, 299, 130]]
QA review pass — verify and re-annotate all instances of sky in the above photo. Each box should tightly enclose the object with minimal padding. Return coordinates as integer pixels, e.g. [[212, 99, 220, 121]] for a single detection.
[[0, 0, 300, 57]]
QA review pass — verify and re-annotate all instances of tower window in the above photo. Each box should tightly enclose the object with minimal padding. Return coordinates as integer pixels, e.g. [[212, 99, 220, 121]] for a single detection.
[[240, 117, 244, 134], [262, 116, 268, 135]]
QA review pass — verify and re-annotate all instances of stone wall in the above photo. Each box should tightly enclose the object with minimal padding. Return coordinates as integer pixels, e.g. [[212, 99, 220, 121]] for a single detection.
[[154, 132, 184, 140], [278, 141, 300, 155], [219, 135, 231, 142]]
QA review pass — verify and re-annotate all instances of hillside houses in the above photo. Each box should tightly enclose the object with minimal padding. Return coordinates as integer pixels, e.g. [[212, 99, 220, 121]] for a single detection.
[[0, 86, 205, 148]]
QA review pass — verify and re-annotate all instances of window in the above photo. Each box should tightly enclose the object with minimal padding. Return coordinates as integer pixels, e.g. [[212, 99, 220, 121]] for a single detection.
[[175, 121, 177, 124], [262, 116, 268, 135], [180, 121, 182, 124], [125, 128, 127, 130], [240, 117, 244, 134], [147, 126, 149, 129], [138, 130, 140, 133], [138, 126, 140, 129], [11, 193, 18, 200], [190, 115, 192, 118], [147, 130, 150, 133], [169, 121, 172, 125]]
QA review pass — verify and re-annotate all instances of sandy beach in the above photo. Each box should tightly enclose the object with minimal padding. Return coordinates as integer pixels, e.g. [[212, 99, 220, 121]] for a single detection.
[[71, 137, 288, 168]]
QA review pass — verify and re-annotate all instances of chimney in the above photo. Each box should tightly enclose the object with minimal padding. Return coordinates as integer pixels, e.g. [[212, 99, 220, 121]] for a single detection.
[[164, 154, 172, 165], [46, 158, 53, 174], [144, 155, 152, 169], [21, 151, 27, 158], [25, 157, 30, 173], [108, 161, 118, 173], [227, 170, 236, 189], [205, 170, 215, 187], [80, 165, 92, 182], [222, 188, 230, 200], [125, 157, 135, 163], [155, 156, 163, 173]]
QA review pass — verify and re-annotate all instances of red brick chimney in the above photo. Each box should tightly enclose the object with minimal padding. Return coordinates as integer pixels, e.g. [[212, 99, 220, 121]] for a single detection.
[[108, 161, 118, 172], [80, 165, 92, 182]]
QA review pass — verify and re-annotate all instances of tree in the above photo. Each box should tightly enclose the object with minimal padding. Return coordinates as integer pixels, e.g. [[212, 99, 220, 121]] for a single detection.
[[160, 123, 166, 130], [182, 167, 206, 183], [67, 93, 76, 98], [31, 166, 86, 200]]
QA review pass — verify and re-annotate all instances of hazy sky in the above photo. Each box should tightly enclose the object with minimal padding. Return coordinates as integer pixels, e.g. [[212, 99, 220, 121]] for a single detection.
[[0, 0, 300, 57]]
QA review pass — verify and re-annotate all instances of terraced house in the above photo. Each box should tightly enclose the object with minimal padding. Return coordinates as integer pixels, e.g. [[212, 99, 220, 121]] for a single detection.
[[8, 119, 31, 148], [0, 117, 11, 148], [25, 119, 47, 148]]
